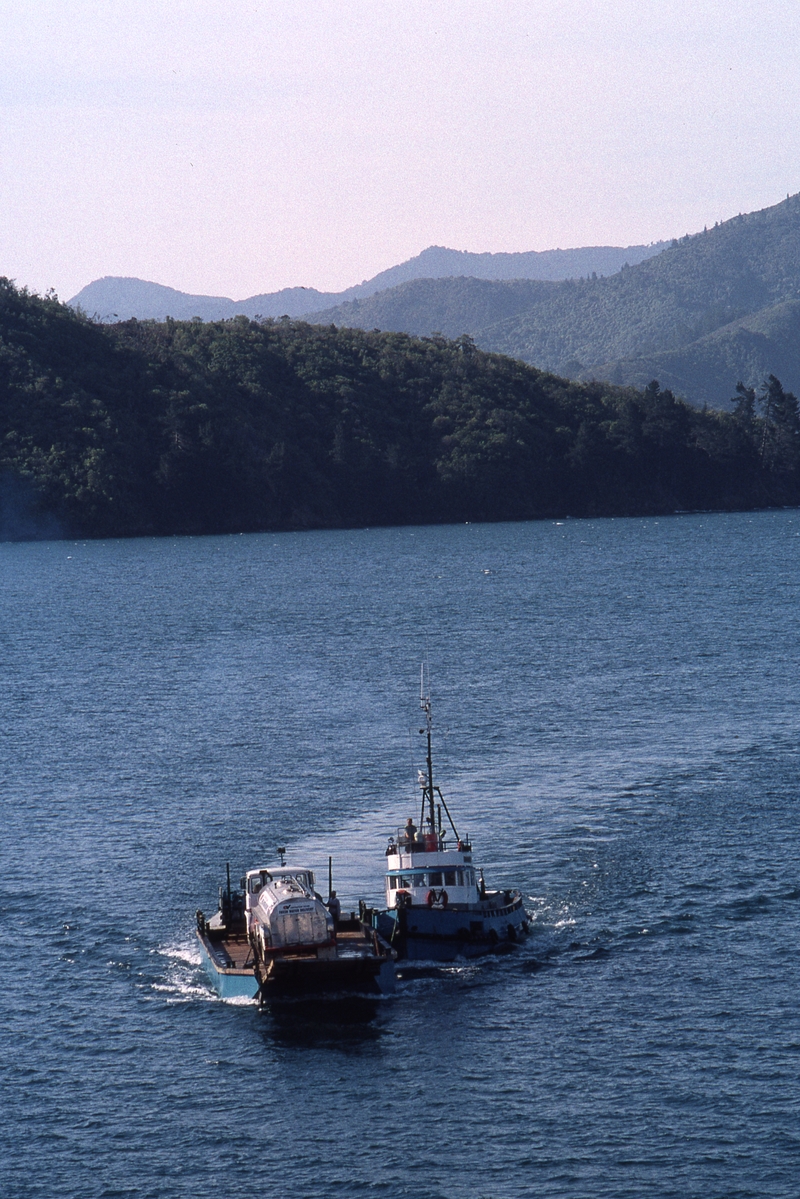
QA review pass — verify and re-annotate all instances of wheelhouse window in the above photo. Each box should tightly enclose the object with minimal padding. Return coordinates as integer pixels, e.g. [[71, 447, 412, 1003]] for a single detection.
[[444, 870, 456, 887], [427, 872, 443, 887]]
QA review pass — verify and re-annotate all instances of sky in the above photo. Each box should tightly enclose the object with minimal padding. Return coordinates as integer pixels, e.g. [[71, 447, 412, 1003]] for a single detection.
[[2, 0, 800, 302]]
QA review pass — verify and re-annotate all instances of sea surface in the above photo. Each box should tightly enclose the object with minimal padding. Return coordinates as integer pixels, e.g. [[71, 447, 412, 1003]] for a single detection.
[[2, 511, 800, 1199]]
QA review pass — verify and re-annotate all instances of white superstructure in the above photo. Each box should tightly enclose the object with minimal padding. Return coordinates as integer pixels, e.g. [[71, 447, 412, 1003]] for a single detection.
[[384, 824, 478, 909]]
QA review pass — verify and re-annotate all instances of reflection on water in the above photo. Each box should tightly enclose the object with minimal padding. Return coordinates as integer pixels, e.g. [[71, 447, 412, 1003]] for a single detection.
[[259, 996, 388, 1052]]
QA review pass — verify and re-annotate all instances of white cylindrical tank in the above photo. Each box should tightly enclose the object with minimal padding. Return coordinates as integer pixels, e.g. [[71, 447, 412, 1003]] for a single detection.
[[252, 875, 333, 951]]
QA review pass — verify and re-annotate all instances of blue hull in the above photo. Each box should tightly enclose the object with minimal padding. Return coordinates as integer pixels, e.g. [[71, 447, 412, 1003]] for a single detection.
[[375, 899, 529, 962], [197, 932, 259, 1000], [198, 927, 396, 999]]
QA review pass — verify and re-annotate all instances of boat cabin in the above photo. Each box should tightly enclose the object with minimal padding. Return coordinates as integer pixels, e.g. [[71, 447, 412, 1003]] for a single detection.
[[384, 822, 478, 909], [244, 866, 316, 895]]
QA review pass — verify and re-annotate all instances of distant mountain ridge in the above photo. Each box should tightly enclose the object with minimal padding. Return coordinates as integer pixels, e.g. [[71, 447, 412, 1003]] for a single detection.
[[70, 197, 800, 408], [68, 277, 332, 322], [67, 242, 667, 322], [305, 194, 800, 408]]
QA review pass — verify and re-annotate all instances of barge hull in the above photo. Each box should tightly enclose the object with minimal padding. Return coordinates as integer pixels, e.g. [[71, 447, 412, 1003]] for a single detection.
[[196, 930, 259, 1000], [256, 921, 396, 998], [258, 953, 395, 997]]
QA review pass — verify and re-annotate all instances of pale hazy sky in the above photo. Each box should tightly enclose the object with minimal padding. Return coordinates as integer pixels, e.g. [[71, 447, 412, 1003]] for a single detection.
[[2, 0, 799, 301]]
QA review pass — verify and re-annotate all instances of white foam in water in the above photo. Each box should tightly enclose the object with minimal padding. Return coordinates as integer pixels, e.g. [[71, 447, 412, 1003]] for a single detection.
[[158, 942, 202, 967], [150, 939, 221, 1003]]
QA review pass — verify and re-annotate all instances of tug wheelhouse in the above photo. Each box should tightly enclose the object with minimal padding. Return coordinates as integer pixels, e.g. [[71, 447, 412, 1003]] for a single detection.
[[385, 836, 477, 909]]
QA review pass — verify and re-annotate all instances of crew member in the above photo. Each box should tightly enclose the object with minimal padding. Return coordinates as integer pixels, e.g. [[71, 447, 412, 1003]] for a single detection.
[[327, 890, 341, 925], [401, 817, 417, 847]]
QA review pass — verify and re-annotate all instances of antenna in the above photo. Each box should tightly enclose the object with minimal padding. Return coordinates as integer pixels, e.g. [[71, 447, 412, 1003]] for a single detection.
[[418, 663, 460, 843], [419, 662, 435, 829]]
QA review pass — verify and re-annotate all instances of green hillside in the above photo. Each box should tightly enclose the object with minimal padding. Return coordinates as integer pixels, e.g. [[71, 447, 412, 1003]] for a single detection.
[[309, 194, 800, 408], [0, 279, 797, 541], [588, 300, 800, 400], [309, 277, 560, 340]]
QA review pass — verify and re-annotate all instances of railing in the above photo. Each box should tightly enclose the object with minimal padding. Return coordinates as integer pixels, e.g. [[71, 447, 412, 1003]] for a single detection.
[[386, 829, 472, 855]]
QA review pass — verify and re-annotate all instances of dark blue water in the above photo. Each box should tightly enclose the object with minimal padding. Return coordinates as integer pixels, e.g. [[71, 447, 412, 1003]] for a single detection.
[[3, 511, 800, 1199]]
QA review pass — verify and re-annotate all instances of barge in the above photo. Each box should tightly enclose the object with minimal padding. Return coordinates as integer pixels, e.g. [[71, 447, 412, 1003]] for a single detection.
[[197, 863, 395, 1001]]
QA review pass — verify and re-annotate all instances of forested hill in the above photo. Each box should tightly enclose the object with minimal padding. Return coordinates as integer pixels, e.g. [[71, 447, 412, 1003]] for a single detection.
[[0, 279, 798, 541], [308, 193, 800, 408]]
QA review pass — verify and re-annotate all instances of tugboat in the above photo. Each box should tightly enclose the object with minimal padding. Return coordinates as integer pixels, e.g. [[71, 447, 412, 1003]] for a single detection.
[[196, 860, 396, 1001], [371, 673, 530, 960]]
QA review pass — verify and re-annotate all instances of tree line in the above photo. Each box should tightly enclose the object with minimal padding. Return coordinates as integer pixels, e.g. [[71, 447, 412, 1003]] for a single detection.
[[0, 278, 798, 540]]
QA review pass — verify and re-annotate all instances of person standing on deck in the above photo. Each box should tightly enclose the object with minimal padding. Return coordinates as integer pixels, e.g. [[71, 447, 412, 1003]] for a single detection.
[[327, 891, 341, 925], [401, 817, 417, 848]]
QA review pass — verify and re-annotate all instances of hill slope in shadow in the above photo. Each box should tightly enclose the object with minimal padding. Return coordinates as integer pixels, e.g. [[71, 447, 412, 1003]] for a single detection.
[[309, 194, 800, 407]]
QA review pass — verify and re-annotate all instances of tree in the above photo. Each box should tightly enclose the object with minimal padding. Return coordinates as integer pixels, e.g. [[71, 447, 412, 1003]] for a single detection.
[[732, 381, 756, 431], [758, 374, 800, 473]]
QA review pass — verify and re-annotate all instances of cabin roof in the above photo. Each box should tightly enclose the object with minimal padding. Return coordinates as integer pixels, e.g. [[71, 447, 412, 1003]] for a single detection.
[[245, 865, 313, 878]]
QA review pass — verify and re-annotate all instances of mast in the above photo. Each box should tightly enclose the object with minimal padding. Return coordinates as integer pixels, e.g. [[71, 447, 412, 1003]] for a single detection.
[[420, 664, 435, 828], [413, 666, 461, 843]]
